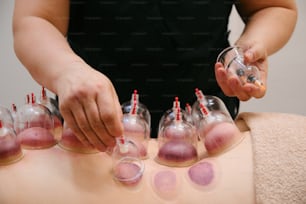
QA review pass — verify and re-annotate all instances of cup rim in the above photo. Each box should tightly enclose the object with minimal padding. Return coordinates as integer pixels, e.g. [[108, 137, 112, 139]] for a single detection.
[[113, 156, 145, 183], [216, 46, 244, 67]]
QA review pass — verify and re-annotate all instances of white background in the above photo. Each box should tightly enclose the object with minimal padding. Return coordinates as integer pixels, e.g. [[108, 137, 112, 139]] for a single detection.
[[1, 1, 305, 116]]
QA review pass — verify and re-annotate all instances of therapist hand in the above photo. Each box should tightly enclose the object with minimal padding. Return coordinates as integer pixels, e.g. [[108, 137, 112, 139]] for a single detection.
[[56, 61, 124, 152], [215, 41, 267, 101]]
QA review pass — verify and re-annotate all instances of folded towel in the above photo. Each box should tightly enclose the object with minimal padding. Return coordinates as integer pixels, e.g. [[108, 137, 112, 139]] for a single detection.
[[237, 112, 306, 204]]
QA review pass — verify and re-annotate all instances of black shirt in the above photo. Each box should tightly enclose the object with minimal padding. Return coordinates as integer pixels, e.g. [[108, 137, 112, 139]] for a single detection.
[[67, 0, 239, 136]]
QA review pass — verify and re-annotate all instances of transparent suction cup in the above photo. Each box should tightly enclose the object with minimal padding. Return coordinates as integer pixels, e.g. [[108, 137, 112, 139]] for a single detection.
[[122, 114, 149, 159], [156, 97, 198, 167], [192, 88, 242, 155], [217, 46, 263, 87], [37, 86, 63, 141], [0, 120, 23, 165], [192, 90, 233, 130], [58, 122, 99, 154], [121, 90, 151, 129], [14, 93, 56, 149], [158, 97, 192, 132], [112, 137, 144, 185], [121, 90, 151, 159], [0, 105, 14, 130]]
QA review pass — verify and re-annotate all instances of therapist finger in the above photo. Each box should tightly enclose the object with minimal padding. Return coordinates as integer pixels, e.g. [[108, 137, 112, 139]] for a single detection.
[[215, 62, 235, 96], [60, 103, 93, 147], [71, 100, 108, 152], [83, 97, 117, 149]]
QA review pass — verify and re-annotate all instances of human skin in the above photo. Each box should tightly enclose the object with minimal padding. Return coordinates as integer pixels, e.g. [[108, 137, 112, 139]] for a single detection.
[[156, 140, 198, 167], [59, 126, 99, 154], [17, 127, 57, 149], [0, 137, 23, 165], [215, 1, 297, 101], [203, 122, 242, 155], [0, 124, 254, 204], [12, 0, 297, 151], [122, 114, 149, 158]]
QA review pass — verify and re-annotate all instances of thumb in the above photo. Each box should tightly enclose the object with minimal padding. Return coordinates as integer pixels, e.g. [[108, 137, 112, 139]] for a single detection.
[[243, 43, 267, 64]]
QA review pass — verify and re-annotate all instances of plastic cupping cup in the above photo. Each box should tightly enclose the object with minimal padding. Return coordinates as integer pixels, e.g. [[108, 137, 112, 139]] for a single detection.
[[217, 46, 262, 86]]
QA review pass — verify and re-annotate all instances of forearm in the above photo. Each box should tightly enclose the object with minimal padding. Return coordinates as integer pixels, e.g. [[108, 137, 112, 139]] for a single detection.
[[236, 6, 297, 55], [13, 17, 84, 94]]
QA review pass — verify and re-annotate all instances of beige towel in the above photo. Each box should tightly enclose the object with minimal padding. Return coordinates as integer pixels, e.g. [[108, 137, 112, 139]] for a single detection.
[[237, 112, 306, 204]]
